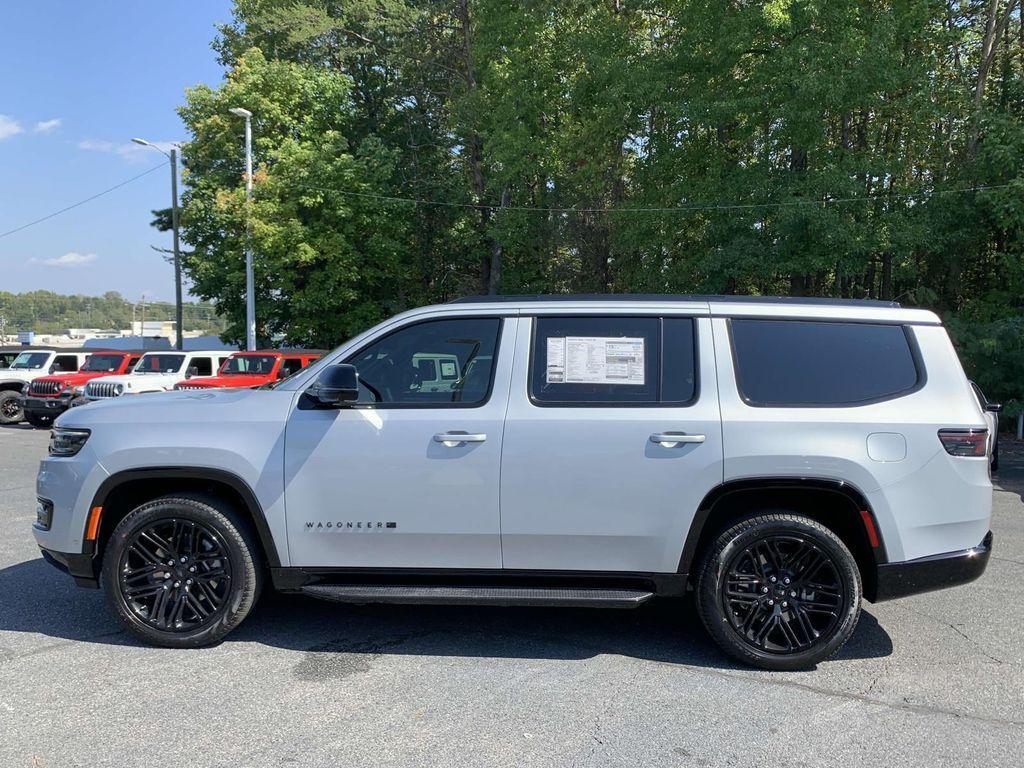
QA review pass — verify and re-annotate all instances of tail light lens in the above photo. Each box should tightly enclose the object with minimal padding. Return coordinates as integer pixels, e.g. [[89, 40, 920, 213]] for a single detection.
[[938, 428, 988, 457]]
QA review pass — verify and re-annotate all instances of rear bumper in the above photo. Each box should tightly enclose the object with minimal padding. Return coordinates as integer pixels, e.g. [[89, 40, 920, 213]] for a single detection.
[[873, 531, 992, 602], [40, 546, 99, 589]]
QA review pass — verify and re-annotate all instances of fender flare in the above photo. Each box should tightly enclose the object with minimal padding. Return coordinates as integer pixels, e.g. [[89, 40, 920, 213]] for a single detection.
[[89, 467, 281, 568], [677, 476, 886, 576]]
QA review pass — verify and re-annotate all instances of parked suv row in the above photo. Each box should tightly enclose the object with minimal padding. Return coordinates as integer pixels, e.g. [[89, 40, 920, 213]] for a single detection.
[[33, 295, 994, 669], [82, 351, 232, 401], [0, 348, 93, 424], [174, 349, 322, 391]]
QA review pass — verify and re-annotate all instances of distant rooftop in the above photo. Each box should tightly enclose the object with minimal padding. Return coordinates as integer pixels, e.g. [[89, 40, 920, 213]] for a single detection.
[[449, 294, 901, 308]]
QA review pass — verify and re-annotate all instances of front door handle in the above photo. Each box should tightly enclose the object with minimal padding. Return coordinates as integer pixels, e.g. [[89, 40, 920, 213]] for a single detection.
[[434, 432, 487, 447], [650, 432, 706, 447]]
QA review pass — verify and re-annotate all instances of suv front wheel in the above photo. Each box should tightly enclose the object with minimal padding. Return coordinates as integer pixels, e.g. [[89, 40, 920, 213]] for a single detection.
[[696, 512, 862, 671], [101, 495, 262, 648]]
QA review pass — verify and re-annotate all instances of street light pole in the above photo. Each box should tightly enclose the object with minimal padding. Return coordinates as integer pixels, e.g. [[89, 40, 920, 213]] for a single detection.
[[229, 107, 256, 351], [132, 138, 184, 350]]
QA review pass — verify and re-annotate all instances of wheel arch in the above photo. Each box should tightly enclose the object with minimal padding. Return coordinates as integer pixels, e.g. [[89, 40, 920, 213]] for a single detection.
[[679, 477, 887, 601], [89, 467, 281, 573]]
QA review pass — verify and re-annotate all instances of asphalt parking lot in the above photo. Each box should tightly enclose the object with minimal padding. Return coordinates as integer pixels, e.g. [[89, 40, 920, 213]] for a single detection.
[[0, 424, 1021, 768]]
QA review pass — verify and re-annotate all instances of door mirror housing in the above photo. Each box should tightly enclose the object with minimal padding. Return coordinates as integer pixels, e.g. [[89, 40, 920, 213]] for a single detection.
[[986, 402, 1003, 413], [185, 366, 199, 379], [308, 364, 359, 406]]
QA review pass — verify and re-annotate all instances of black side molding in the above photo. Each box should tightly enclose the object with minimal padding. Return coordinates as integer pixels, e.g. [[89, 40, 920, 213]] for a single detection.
[[871, 532, 992, 602]]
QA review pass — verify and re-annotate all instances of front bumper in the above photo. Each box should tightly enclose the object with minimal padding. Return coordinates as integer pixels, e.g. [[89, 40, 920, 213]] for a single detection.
[[22, 394, 74, 415], [873, 532, 992, 602], [40, 546, 99, 588]]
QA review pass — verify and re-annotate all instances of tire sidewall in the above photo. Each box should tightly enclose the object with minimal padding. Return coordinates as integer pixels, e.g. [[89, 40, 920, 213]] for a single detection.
[[101, 497, 260, 648], [697, 514, 862, 670]]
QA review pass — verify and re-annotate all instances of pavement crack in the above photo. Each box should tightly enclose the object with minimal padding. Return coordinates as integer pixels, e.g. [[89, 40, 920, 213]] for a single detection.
[[908, 606, 1008, 665], [572, 663, 643, 768]]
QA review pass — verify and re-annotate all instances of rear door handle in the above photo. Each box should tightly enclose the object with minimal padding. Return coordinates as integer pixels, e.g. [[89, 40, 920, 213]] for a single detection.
[[434, 432, 487, 446], [650, 432, 706, 447]]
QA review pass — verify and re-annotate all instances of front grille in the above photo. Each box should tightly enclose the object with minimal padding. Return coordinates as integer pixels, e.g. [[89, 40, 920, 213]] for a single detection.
[[86, 381, 120, 399], [29, 380, 61, 396], [177, 382, 211, 390]]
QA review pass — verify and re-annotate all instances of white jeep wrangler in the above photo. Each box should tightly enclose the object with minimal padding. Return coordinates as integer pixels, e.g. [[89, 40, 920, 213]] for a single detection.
[[33, 295, 994, 669]]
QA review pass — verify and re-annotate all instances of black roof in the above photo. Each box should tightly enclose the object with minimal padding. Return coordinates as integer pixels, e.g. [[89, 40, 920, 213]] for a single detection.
[[449, 294, 901, 308]]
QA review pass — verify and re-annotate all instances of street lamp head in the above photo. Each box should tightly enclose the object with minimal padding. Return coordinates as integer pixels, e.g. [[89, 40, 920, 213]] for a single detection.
[[131, 137, 151, 147], [229, 107, 252, 119]]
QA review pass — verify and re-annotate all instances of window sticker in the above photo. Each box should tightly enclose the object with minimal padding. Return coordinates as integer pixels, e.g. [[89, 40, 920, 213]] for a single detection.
[[440, 361, 458, 378], [546, 337, 566, 383], [546, 336, 645, 385]]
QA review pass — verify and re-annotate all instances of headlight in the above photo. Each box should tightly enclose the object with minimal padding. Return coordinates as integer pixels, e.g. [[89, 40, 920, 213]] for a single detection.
[[70, 385, 85, 395], [48, 427, 91, 457], [114, 383, 125, 395]]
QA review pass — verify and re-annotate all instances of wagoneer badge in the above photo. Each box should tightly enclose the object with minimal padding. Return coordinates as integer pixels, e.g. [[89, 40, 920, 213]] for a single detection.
[[305, 521, 397, 531]]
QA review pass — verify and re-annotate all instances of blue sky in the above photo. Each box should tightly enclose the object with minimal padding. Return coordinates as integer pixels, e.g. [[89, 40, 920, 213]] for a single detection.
[[0, 1, 234, 302]]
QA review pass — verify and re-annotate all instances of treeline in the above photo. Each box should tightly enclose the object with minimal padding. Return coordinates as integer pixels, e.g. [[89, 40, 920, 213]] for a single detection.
[[0, 291, 224, 335], [176, 0, 1024, 410]]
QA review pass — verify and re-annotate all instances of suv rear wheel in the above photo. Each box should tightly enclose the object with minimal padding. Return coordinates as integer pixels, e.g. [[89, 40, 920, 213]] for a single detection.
[[101, 495, 262, 648], [695, 512, 862, 671]]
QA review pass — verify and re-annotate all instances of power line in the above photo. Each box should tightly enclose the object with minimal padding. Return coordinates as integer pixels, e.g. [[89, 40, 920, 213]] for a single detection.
[[293, 181, 1016, 214], [0, 163, 166, 240]]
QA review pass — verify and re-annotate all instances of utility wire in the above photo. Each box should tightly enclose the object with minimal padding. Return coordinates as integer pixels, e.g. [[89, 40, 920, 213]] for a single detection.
[[0, 163, 165, 240], [293, 181, 1017, 214]]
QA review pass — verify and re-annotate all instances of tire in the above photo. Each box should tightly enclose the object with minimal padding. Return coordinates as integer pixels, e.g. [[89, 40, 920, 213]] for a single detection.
[[695, 512, 862, 671], [24, 410, 55, 429], [101, 495, 263, 648], [0, 390, 23, 424]]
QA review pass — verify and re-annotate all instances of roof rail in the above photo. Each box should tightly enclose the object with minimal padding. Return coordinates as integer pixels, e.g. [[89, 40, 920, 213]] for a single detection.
[[448, 294, 901, 308]]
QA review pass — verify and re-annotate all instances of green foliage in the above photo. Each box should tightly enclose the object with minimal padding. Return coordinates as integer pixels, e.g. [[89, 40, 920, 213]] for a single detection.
[[177, 0, 1024, 411], [0, 291, 223, 335]]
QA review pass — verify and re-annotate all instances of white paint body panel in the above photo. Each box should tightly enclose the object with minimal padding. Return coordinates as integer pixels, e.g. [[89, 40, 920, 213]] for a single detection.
[[499, 314, 723, 572]]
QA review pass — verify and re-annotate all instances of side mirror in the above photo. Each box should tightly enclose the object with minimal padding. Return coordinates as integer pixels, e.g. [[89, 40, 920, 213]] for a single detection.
[[185, 366, 199, 379], [986, 402, 1003, 414], [277, 368, 290, 380], [307, 364, 359, 406]]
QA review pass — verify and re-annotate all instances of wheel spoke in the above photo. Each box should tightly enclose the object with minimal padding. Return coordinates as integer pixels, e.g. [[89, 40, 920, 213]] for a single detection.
[[118, 517, 232, 634]]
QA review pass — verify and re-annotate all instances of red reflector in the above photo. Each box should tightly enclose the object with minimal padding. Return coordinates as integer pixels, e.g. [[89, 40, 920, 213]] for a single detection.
[[938, 428, 988, 457], [859, 510, 881, 549]]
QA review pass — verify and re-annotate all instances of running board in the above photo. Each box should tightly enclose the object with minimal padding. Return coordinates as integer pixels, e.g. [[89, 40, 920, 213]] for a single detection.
[[299, 584, 654, 608]]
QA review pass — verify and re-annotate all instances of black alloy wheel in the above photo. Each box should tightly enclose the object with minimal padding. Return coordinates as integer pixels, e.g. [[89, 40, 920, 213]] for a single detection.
[[0, 391, 23, 424], [102, 495, 261, 647], [721, 535, 844, 654], [696, 512, 862, 671], [117, 518, 233, 632]]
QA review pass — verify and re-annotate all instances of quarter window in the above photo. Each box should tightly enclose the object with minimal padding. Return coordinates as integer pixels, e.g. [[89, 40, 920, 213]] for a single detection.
[[345, 318, 501, 406], [530, 316, 697, 406], [730, 319, 921, 407]]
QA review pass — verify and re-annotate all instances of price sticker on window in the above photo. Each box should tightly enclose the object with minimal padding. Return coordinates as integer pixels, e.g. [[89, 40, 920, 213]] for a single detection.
[[546, 336, 644, 385]]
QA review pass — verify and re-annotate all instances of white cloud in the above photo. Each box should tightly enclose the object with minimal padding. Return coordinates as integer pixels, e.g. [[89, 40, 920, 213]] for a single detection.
[[30, 252, 98, 268], [34, 118, 61, 134], [78, 138, 178, 163], [0, 115, 24, 140]]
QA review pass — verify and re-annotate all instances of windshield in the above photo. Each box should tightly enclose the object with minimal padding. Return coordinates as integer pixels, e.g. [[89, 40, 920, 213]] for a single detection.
[[134, 354, 186, 374], [11, 352, 51, 370], [81, 354, 125, 373], [221, 354, 277, 375]]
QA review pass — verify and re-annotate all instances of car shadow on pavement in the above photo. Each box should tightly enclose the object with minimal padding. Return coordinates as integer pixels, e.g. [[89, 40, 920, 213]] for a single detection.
[[0, 557, 893, 670]]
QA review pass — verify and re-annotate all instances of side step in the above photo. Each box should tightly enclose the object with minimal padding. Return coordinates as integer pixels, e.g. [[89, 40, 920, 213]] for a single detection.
[[299, 584, 654, 609]]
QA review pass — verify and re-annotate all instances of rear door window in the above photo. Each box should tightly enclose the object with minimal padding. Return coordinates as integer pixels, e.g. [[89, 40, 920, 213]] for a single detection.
[[730, 319, 921, 407], [530, 316, 696, 406]]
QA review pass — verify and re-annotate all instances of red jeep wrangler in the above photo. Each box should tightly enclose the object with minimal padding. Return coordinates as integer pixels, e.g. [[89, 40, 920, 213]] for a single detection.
[[174, 349, 322, 391], [22, 350, 143, 428]]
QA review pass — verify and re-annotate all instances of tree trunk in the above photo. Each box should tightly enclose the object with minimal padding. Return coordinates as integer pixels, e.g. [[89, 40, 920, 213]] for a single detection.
[[968, 0, 1019, 156], [488, 185, 511, 295]]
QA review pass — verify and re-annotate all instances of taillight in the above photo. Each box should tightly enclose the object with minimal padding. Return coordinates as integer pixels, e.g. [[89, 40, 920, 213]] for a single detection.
[[938, 428, 988, 457]]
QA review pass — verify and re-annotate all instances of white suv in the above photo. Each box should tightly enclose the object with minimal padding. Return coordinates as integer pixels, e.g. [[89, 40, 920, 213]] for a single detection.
[[33, 296, 994, 670], [82, 351, 231, 400]]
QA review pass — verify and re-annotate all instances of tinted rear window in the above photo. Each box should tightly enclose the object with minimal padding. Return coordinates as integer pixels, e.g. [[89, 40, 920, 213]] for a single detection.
[[730, 319, 920, 406]]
